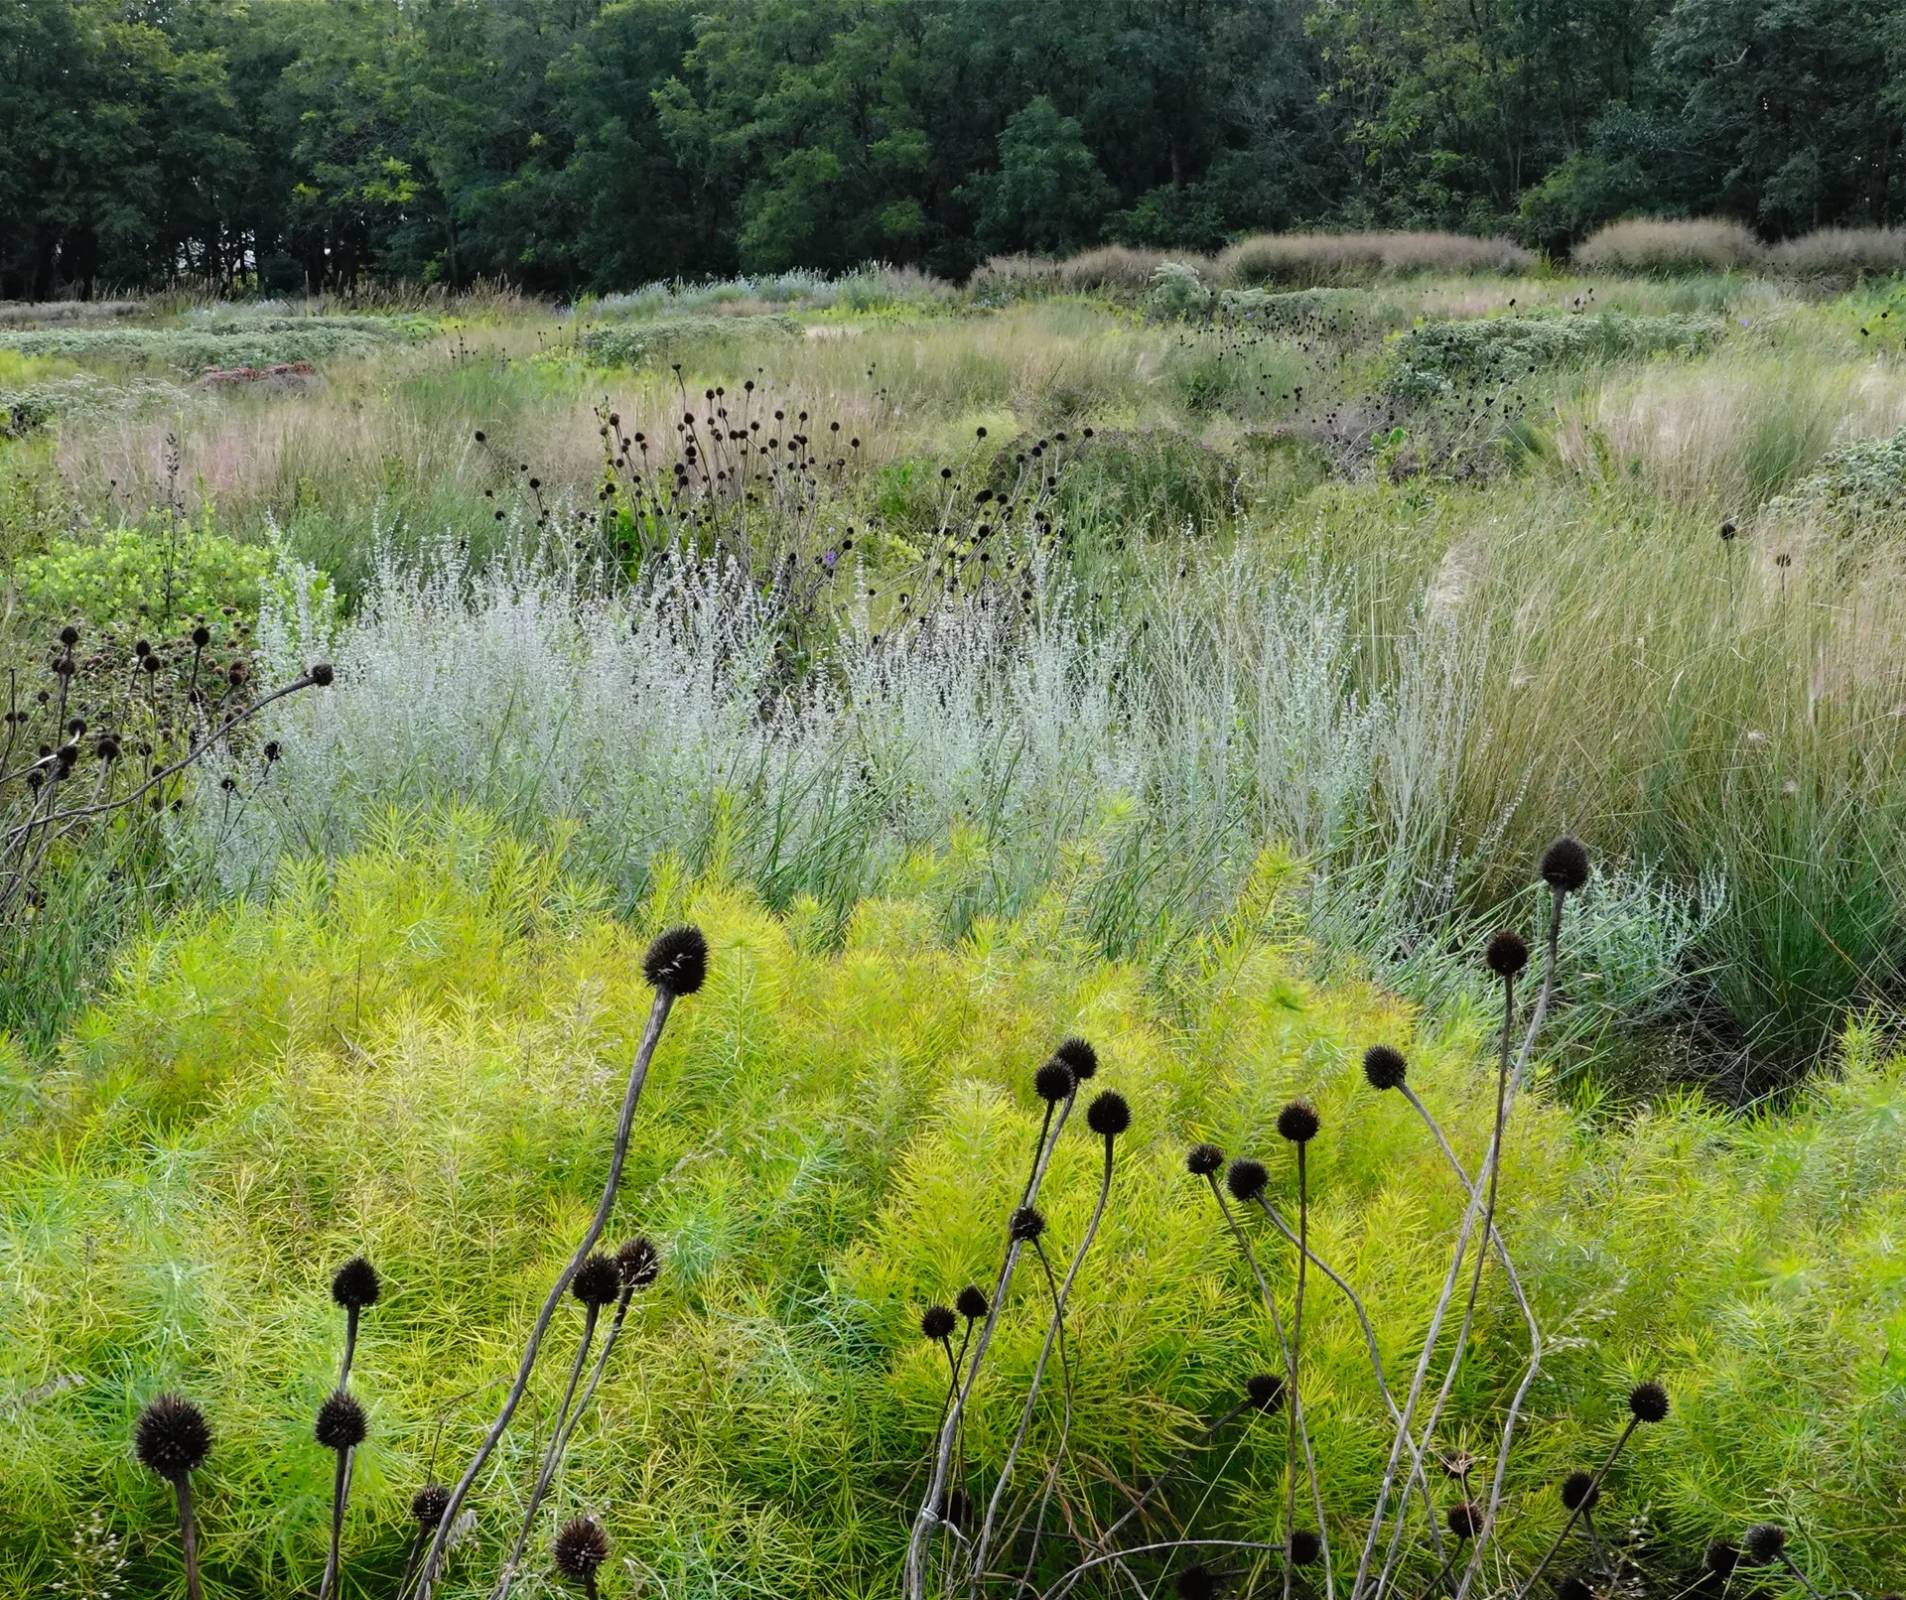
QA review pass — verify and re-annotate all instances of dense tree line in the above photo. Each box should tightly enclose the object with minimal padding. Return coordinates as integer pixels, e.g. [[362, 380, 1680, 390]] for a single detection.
[[4, 0, 1904, 298]]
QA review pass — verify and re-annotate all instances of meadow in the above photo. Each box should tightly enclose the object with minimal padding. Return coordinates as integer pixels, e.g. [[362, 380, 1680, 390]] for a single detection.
[[3, 228, 1905, 1597]]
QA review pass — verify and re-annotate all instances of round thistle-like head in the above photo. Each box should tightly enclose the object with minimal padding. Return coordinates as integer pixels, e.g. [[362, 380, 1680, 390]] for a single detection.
[[134, 1394, 212, 1480], [1186, 1142, 1225, 1177], [616, 1236, 660, 1290], [1446, 1502, 1485, 1541], [411, 1483, 450, 1525], [1628, 1380, 1670, 1424], [1245, 1372, 1285, 1413], [572, 1254, 623, 1309], [1174, 1563, 1218, 1600], [330, 1255, 380, 1312], [1009, 1206, 1046, 1243], [553, 1516, 611, 1583], [956, 1284, 989, 1321], [309, 662, 335, 688], [1054, 1037, 1098, 1081], [1277, 1100, 1321, 1144], [1086, 1090, 1131, 1138], [315, 1391, 367, 1452], [1742, 1524, 1787, 1565], [1705, 1542, 1741, 1578], [1033, 1059, 1075, 1103], [1225, 1158, 1268, 1202], [1486, 930, 1530, 979], [643, 925, 708, 996], [1363, 1045, 1406, 1091], [1287, 1529, 1322, 1567], [920, 1304, 957, 1342], [1560, 1471, 1600, 1511], [1540, 836, 1590, 894], [1557, 1577, 1595, 1600]]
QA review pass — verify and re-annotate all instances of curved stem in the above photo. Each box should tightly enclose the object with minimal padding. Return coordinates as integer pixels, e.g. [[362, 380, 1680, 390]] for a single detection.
[[497, 1303, 601, 1600], [1513, 1419, 1637, 1600]]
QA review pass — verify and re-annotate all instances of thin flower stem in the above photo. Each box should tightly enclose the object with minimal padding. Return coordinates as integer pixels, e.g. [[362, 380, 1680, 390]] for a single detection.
[[175, 1474, 203, 1600], [319, 1445, 353, 1600], [1284, 1143, 1307, 1600], [496, 1304, 602, 1600], [1513, 1419, 1638, 1600]]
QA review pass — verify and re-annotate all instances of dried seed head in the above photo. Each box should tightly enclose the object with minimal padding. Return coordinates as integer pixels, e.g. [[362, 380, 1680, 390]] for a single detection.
[[309, 662, 335, 687], [553, 1516, 611, 1581], [955, 1284, 988, 1320], [411, 1484, 450, 1525], [1086, 1090, 1131, 1138], [1362, 1045, 1407, 1091], [1557, 1577, 1595, 1600], [1009, 1206, 1046, 1242], [616, 1236, 660, 1290], [1705, 1542, 1741, 1577], [1288, 1529, 1322, 1566], [920, 1304, 957, 1341], [1225, 1158, 1268, 1202], [1186, 1142, 1225, 1177], [1742, 1524, 1787, 1565], [1540, 836, 1590, 893], [134, 1395, 212, 1479], [1560, 1471, 1600, 1511], [643, 925, 708, 995], [572, 1254, 623, 1308], [59, 625, 79, 646], [1277, 1099, 1320, 1144], [1245, 1372, 1284, 1412], [330, 1256, 380, 1311], [1486, 930, 1530, 978], [1034, 1059, 1075, 1103], [1628, 1380, 1670, 1424], [1174, 1563, 1219, 1600], [314, 1391, 367, 1452], [1447, 1502, 1484, 1540], [1053, 1037, 1098, 1080]]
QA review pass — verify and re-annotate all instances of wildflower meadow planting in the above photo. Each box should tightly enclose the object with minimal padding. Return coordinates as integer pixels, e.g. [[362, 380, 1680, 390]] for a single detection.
[[7, 6, 1906, 1595]]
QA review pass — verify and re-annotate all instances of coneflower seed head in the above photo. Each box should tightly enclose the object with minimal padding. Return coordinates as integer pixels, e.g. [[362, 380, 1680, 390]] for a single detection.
[[411, 1484, 450, 1525], [1363, 1045, 1406, 1090], [1288, 1529, 1322, 1566], [1277, 1100, 1320, 1144], [572, 1254, 622, 1308], [1009, 1206, 1046, 1242], [1447, 1502, 1484, 1540], [315, 1391, 367, 1452], [1245, 1372, 1284, 1411], [1540, 836, 1590, 893], [1628, 1380, 1670, 1423], [1033, 1059, 1075, 1103], [1225, 1158, 1268, 1202], [1053, 1037, 1098, 1080], [1086, 1090, 1130, 1138], [1174, 1563, 1218, 1600], [1560, 1471, 1600, 1511], [330, 1255, 380, 1311], [616, 1236, 660, 1289], [1186, 1142, 1224, 1176], [643, 925, 708, 995], [134, 1394, 212, 1479], [1742, 1524, 1786, 1565], [553, 1516, 611, 1581], [920, 1304, 957, 1341], [1486, 929, 1530, 978], [1705, 1542, 1741, 1577]]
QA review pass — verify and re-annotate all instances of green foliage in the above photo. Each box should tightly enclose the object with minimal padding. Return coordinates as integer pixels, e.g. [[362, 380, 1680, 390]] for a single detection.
[[1386, 314, 1723, 399], [1, 814, 1903, 1595], [10, 525, 287, 632], [576, 314, 800, 369], [0, 318, 426, 374]]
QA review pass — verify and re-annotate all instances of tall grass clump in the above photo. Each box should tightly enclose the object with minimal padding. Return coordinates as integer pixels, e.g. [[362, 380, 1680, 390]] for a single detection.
[[1573, 219, 1763, 275], [1216, 232, 1534, 287], [1766, 226, 1906, 283]]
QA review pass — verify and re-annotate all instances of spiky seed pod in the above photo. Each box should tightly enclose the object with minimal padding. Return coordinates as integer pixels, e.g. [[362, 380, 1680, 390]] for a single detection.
[[1362, 1045, 1406, 1090], [411, 1484, 450, 1525], [956, 1285, 989, 1321], [1009, 1206, 1046, 1242], [1086, 1090, 1130, 1137], [643, 925, 708, 995], [1742, 1525, 1787, 1565], [1175, 1563, 1219, 1600], [314, 1391, 367, 1452], [1628, 1380, 1670, 1423], [1447, 1502, 1485, 1540], [1557, 1577, 1595, 1600], [59, 625, 79, 647], [553, 1516, 610, 1582], [1226, 1158, 1269, 1202], [1486, 929, 1530, 978], [920, 1304, 957, 1342], [616, 1236, 660, 1289], [1540, 836, 1590, 893], [309, 662, 335, 687], [1053, 1037, 1098, 1080], [1245, 1372, 1285, 1412], [1277, 1100, 1321, 1143], [572, 1254, 623, 1308], [1033, 1059, 1075, 1103], [134, 1395, 212, 1479], [330, 1256, 381, 1311], [1560, 1471, 1600, 1511], [1705, 1543, 1741, 1577], [1186, 1143, 1225, 1176], [1288, 1530, 1322, 1566]]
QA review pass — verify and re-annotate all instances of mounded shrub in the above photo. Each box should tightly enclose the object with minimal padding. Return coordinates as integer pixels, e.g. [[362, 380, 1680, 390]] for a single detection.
[[576, 313, 800, 368], [1385, 313, 1723, 400], [1573, 218, 1763, 275], [1216, 231, 1535, 287], [1766, 227, 1906, 283]]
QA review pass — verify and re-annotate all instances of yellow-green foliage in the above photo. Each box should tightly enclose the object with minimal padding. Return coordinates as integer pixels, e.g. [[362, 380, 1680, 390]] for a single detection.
[[0, 813, 1902, 1596]]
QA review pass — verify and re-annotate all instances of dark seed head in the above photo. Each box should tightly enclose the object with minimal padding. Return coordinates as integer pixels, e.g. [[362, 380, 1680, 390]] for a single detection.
[[1245, 1372, 1285, 1412], [1363, 1044, 1406, 1090], [956, 1285, 989, 1321], [553, 1515, 611, 1581], [1288, 1529, 1322, 1566], [643, 924, 708, 995], [1628, 1380, 1669, 1424], [1277, 1099, 1320, 1144], [572, 1254, 622, 1308], [330, 1255, 380, 1311], [1540, 836, 1590, 893], [134, 1394, 212, 1479], [1560, 1471, 1600, 1511], [59, 624, 79, 646], [1485, 930, 1530, 978], [315, 1391, 367, 1451], [1742, 1524, 1786, 1565], [616, 1236, 660, 1290], [1558, 1577, 1595, 1600], [1447, 1502, 1484, 1540], [920, 1304, 957, 1342], [308, 661, 335, 687], [1034, 1059, 1075, 1103], [1187, 1142, 1225, 1177], [1009, 1206, 1046, 1242], [1053, 1037, 1098, 1080], [1705, 1542, 1741, 1577], [1175, 1563, 1219, 1600], [1086, 1090, 1130, 1138], [1225, 1158, 1268, 1202], [411, 1483, 450, 1525]]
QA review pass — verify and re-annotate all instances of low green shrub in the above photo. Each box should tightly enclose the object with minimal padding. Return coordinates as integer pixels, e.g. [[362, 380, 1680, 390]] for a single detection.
[[0, 814, 1901, 1596], [0, 317, 427, 374], [576, 313, 800, 368], [1760, 425, 1906, 533], [1385, 313, 1723, 400]]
